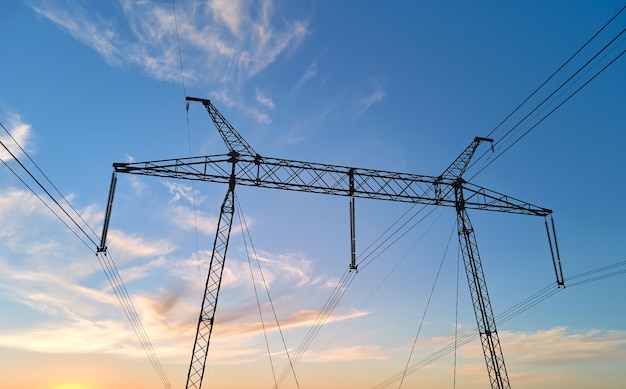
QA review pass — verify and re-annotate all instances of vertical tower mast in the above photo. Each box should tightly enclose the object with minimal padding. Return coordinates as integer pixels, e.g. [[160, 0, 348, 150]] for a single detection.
[[186, 154, 238, 389], [444, 137, 509, 388]]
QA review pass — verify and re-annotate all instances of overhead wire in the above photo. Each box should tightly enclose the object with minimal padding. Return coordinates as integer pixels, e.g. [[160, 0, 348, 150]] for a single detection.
[[398, 222, 456, 388], [453, 246, 461, 389], [276, 205, 448, 387], [278, 7, 625, 387], [0, 121, 173, 389], [275, 266, 356, 387], [475, 46, 626, 178], [373, 9, 626, 387], [0, 123, 99, 249], [138, 5, 624, 387], [358, 205, 440, 270], [371, 259, 626, 388], [172, 0, 203, 287], [0, 140, 95, 252], [319, 206, 450, 353], [1, 122, 101, 239], [98, 249, 173, 388], [467, 5, 626, 178], [372, 11, 626, 386], [239, 205, 279, 388], [483, 4, 626, 142], [235, 196, 300, 389]]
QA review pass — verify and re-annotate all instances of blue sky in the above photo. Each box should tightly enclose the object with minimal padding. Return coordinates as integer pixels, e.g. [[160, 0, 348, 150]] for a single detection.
[[1, 1, 625, 388]]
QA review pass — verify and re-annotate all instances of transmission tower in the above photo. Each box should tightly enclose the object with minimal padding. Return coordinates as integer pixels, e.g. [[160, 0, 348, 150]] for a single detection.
[[99, 97, 565, 389]]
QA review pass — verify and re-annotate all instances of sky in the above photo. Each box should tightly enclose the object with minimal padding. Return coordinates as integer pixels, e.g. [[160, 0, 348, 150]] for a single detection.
[[1, 1, 625, 388]]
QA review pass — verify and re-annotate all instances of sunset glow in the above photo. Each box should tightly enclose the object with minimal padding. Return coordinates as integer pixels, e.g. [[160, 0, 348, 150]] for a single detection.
[[1, 1, 625, 388]]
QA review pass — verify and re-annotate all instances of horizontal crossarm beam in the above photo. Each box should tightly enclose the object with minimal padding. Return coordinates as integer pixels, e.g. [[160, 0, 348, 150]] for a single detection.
[[112, 154, 551, 216]]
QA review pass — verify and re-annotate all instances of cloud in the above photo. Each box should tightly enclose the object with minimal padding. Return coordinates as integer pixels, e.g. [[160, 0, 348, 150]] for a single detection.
[[0, 112, 32, 161], [389, 325, 626, 381], [224, 248, 317, 290], [255, 89, 275, 109], [32, 2, 122, 65], [294, 60, 318, 90], [163, 180, 206, 205], [0, 188, 99, 270], [247, 107, 271, 124], [29, 0, 309, 84], [0, 261, 117, 318], [211, 89, 273, 125], [3, 191, 624, 371], [107, 229, 176, 262], [216, 307, 369, 339], [0, 317, 133, 354], [502, 326, 626, 366], [121, 155, 148, 196], [357, 87, 387, 116], [168, 204, 220, 236], [208, 0, 244, 36]]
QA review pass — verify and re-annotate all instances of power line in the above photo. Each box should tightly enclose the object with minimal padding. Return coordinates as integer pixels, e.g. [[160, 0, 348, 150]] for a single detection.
[[0, 121, 173, 389], [371, 259, 626, 388], [275, 205, 448, 387], [172, 0, 203, 288], [468, 5, 626, 178], [237, 197, 300, 389], [399, 223, 456, 388], [0, 123, 99, 249], [483, 5, 626, 142]]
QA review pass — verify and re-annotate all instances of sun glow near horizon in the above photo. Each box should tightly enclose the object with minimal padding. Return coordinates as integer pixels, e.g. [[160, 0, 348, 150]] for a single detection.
[[50, 383, 91, 389]]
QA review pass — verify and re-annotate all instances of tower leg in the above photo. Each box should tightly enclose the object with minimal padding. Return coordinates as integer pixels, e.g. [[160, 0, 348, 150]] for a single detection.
[[186, 182, 236, 389], [456, 187, 511, 389]]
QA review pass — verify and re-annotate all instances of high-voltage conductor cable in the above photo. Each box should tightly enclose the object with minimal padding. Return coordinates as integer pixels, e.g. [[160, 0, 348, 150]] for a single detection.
[[277, 206, 446, 387], [0, 122, 173, 389], [172, 0, 203, 285], [97, 249, 172, 388], [358, 205, 440, 270], [482, 4, 625, 142], [470, 43, 625, 179], [236, 197, 300, 389], [277, 205, 445, 385], [1, 122, 101, 241], [0, 145, 95, 251], [318, 207, 449, 353], [240, 212, 280, 388], [398, 223, 456, 388], [172, 0, 187, 97], [566, 259, 626, 287], [371, 259, 626, 388], [0, 123, 99, 249], [275, 267, 357, 388], [453, 247, 461, 389], [468, 6, 626, 178]]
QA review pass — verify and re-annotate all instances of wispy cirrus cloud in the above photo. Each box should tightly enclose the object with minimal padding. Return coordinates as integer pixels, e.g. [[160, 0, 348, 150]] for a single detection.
[[357, 85, 387, 117], [294, 60, 318, 91], [29, 0, 309, 84], [27, 0, 309, 126], [255, 89, 275, 109], [163, 180, 206, 205]]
